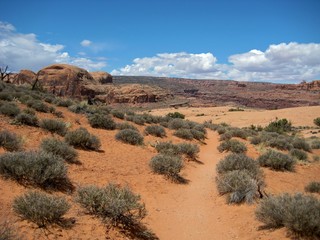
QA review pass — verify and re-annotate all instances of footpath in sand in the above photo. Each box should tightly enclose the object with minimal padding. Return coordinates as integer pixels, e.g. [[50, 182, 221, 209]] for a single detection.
[[145, 131, 288, 240]]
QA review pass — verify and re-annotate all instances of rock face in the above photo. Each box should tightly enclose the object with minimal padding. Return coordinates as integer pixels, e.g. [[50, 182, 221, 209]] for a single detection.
[[37, 64, 95, 97], [13, 70, 36, 85], [90, 71, 113, 84], [83, 84, 172, 104]]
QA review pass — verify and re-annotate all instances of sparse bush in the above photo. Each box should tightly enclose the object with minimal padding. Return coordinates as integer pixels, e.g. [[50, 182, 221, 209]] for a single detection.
[[13, 191, 70, 227], [115, 129, 144, 145], [167, 112, 185, 119], [305, 182, 320, 193], [265, 118, 292, 133], [311, 139, 320, 149], [54, 98, 74, 107], [256, 193, 320, 238], [0, 219, 21, 240], [0, 151, 71, 191], [290, 148, 308, 161], [177, 142, 199, 160], [0, 102, 20, 117], [0, 130, 22, 152], [144, 125, 166, 138], [314, 117, 320, 127], [76, 183, 146, 225], [218, 139, 247, 153], [88, 113, 116, 130], [258, 150, 295, 171], [40, 138, 78, 163], [111, 109, 125, 119], [14, 112, 39, 126], [26, 99, 49, 113], [174, 129, 193, 140], [116, 122, 138, 131], [39, 119, 67, 136], [65, 127, 101, 150], [149, 154, 183, 179], [292, 138, 311, 152]]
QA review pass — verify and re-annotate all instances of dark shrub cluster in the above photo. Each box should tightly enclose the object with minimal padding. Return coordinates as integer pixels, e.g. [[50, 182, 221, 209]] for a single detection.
[[173, 129, 194, 140], [40, 138, 78, 163], [53, 98, 74, 107], [88, 113, 116, 130], [154, 141, 199, 160], [0, 219, 21, 240], [154, 141, 180, 156], [68, 103, 89, 114], [39, 118, 67, 136], [0, 130, 22, 152], [265, 137, 293, 151], [0, 151, 71, 191], [14, 109, 39, 126], [168, 118, 189, 130], [290, 148, 308, 161], [144, 125, 166, 138], [314, 117, 320, 127], [311, 139, 320, 149], [111, 109, 125, 119], [217, 139, 247, 153], [258, 150, 295, 171], [167, 112, 185, 119], [65, 127, 101, 150], [149, 154, 183, 180], [255, 193, 320, 238], [26, 99, 50, 113], [292, 138, 311, 152], [264, 118, 292, 133], [0, 92, 13, 101], [116, 122, 138, 132], [305, 181, 320, 194], [0, 102, 20, 117], [13, 191, 70, 228], [115, 129, 144, 145], [76, 183, 146, 225]]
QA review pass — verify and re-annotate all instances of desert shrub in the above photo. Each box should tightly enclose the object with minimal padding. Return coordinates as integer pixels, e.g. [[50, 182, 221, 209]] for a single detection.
[[0, 102, 20, 117], [0, 151, 71, 190], [190, 129, 206, 141], [40, 138, 78, 163], [53, 98, 74, 107], [216, 154, 261, 178], [314, 117, 320, 127], [255, 193, 320, 238], [250, 136, 262, 145], [265, 118, 292, 133], [305, 182, 320, 193], [110, 109, 124, 119], [154, 141, 180, 156], [258, 150, 295, 171], [216, 169, 259, 204], [266, 137, 293, 151], [311, 139, 320, 149], [39, 119, 67, 136], [44, 96, 55, 103], [149, 154, 183, 179], [177, 142, 199, 160], [216, 126, 227, 135], [26, 99, 49, 113], [217, 139, 247, 153], [76, 183, 146, 225], [290, 148, 308, 161], [53, 110, 64, 118], [219, 132, 233, 141], [144, 125, 166, 138], [228, 107, 244, 112], [115, 129, 144, 145], [0, 220, 21, 240], [292, 138, 311, 152], [88, 113, 116, 130], [13, 191, 70, 228], [14, 112, 39, 126], [132, 115, 146, 125], [65, 127, 101, 150], [116, 122, 138, 131], [167, 112, 185, 119], [141, 113, 162, 124], [0, 92, 13, 101], [228, 128, 249, 139], [0, 130, 22, 152], [173, 129, 193, 140], [68, 103, 89, 114], [168, 118, 189, 130]]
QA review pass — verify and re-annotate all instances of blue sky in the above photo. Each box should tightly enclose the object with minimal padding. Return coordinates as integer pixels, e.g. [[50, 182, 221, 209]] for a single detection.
[[1, 0, 320, 82]]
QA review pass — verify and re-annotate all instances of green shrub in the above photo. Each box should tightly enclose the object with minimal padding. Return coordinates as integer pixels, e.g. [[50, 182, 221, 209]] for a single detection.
[[258, 150, 295, 171], [132, 115, 146, 125], [290, 148, 308, 161], [218, 139, 247, 153], [250, 136, 262, 145], [0, 219, 21, 240], [216, 126, 227, 135], [168, 118, 189, 130], [0, 92, 13, 101], [190, 129, 206, 141], [76, 183, 146, 225], [177, 143, 200, 160], [88, 113, 116, 130], [305, 182, 320, 194], [149, 154, 183, 179], [216, 169, 260, 204], [115, 129, 144, 145], [26, 99, 49, 113], [13, 191, 70, 227], [0, 130, 22, 152], [216, 154, 261, 178], [116, 122, 138, 132], [311, 139, 320, 149], [68, 103, 89, 114], [14, 112, 39, 126], [39, 119, 67, 136], [65, 127, 101, 150], [167, 112, 185, 119], [154, 141, 180, 156], [255, 193, 320, 237], [0, 151, 71, 191], [53, 98, 74, 107], [265, 118, 292, 133], [111, 109, 125, 119], [0, 102, 20, 117], [266, 137, 293, 151], [314, 117, 320, 127], [292, 138, 311, 152], [40, 138, 78, 163], [144, 125, 166, 138], [174, 129, 193, 140], [228, 107, 244, 112], [141, 113, 162, 124]]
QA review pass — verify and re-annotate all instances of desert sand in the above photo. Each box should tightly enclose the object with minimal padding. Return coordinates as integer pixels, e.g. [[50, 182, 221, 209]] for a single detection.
[[0, 104, 319, 239]]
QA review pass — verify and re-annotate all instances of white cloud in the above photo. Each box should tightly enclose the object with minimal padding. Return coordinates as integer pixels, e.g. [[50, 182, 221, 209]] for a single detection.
[[112, 43, 320, 83], [80, 39, 92, 47], [0, 21, 106, 72]]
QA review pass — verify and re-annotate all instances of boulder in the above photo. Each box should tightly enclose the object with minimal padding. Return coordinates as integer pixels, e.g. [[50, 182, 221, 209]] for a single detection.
[[90, 71, 113, 84], [37, 64, 95, 97], [13, 70, 36, 85]]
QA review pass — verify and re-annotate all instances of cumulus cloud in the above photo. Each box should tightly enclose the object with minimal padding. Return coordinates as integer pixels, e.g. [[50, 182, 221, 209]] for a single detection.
[[80, 39, 92, 47], [112, 42, 320, 83], [0, 21, 106, 72]]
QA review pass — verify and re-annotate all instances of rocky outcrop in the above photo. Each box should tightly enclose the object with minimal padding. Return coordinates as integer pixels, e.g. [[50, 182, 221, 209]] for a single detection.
[[82, 84, 172, 104], [37, 64, 95, 97], [90, 71, 113, 84], [12, 70, 36, 85]]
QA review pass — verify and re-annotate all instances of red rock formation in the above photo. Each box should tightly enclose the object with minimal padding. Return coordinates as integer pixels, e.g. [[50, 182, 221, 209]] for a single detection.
[[90, 71, 113, 84], [12, 69, 36, 85]]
